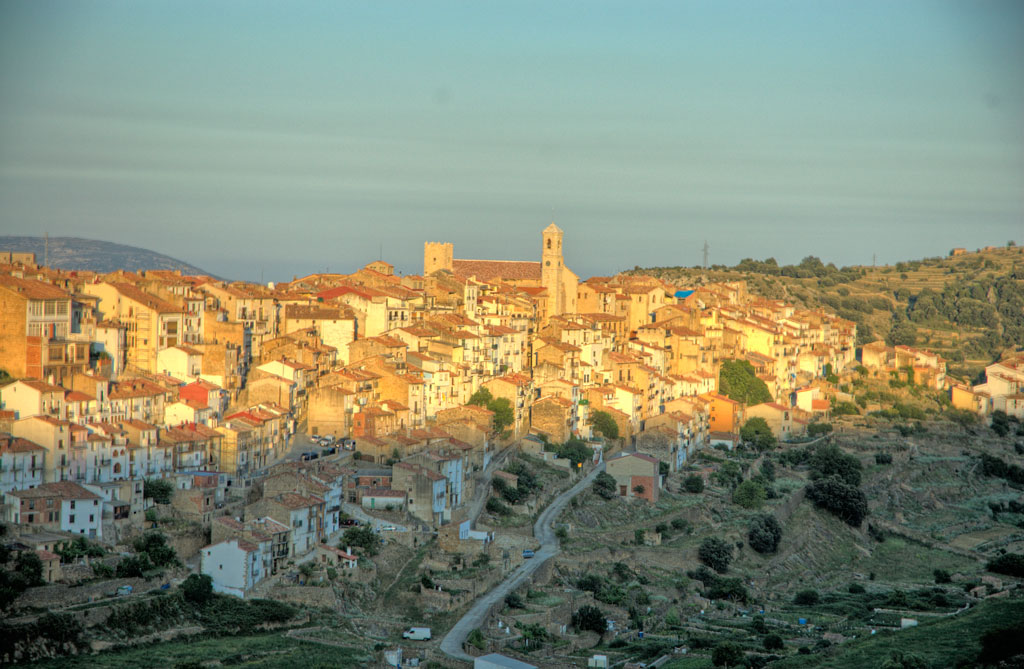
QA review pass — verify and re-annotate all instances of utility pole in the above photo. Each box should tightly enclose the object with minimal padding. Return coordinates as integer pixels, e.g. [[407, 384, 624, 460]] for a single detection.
[[702, 240, 709, 270]]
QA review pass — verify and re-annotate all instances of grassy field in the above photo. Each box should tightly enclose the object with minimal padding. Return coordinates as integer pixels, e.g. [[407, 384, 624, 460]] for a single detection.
[[26, 632, 371, 669], [772, 598, 1024, 668]]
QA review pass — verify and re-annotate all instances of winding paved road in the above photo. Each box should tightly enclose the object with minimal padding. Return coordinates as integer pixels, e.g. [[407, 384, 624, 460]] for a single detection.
[[439, 462, 606, 663]]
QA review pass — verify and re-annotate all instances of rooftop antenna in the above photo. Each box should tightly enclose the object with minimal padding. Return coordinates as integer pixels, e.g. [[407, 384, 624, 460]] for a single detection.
[[702, 240, 709, 270], [44, 232, 49, 267]]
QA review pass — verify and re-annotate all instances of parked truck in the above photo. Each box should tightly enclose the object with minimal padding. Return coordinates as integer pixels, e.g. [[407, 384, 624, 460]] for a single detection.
[[402, 627, 431, 640]]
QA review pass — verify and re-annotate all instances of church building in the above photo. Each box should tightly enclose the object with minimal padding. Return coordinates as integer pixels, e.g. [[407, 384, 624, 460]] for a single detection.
[[424, 224, 578, 318]]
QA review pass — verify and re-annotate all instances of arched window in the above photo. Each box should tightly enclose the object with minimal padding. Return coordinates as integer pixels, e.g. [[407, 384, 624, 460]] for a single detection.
[[547, 239, 552, 250], [114, 463, 122, 474]]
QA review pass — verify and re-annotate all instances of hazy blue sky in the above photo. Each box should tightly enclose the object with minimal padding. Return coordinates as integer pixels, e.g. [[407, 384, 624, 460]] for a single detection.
[[1, 1, 1021, 281]]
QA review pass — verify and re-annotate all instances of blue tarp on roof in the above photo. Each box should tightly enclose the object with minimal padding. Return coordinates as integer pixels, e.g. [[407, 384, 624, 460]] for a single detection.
[[675, 290, 695, 299]]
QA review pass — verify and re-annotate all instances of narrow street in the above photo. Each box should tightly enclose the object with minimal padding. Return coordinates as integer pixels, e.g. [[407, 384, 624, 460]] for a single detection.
[[439, 462, 605, 663]]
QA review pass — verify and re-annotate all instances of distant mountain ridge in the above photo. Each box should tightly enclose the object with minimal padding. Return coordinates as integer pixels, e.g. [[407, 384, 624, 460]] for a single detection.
[[0, 236, 216, 277]]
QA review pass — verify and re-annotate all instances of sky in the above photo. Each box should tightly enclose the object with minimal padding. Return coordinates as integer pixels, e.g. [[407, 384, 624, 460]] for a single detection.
[[0, 1, 1021, 282]]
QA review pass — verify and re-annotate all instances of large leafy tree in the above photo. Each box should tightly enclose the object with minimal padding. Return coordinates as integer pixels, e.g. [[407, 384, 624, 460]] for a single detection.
[[740, 417, 776, 450], [698, 537, 733, 574], [719, 360, 772, 405], [748, 514, 782, 554], [809, 444, 862, 486], [572, 604, 607, 636], [591, 411, 619, 440], [807, 476, 868, 527]]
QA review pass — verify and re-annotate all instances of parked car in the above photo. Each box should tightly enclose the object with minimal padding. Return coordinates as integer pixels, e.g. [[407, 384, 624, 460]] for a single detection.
[[522, 549, 535, 559], [340, 518, 360, 526], [341, 438, 356, 450], [300, 451, 319, 461], [380, 525, 398, 532]]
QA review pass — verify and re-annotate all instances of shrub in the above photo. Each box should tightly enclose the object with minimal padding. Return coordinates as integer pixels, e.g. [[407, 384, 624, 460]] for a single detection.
[[748, 514, 782, 554], [505, 591, 525, 609], [807, 476, 869, 527], [593, 471, 618, 500], [486, 497, 511, 516], [712, 642, 745, 667], [848, 583, 866, 594], [808, 422, 833, 437], [933, 569, 952, 584], [683, 474, 705, 493], [143, 478, 174, 505], [671, 517, 690, 531], [809, 444, 862, 486], [986, 553, 1024, 578], [764, 634, 784, 651], [181, 573, 213, 605], [698, 537, 733, 574], [732, 480, 766, 509], [875, 452, 893, 465], [572, 604, 607, 636], [467, 628, 486, 650], [794, 589, 820, 605]]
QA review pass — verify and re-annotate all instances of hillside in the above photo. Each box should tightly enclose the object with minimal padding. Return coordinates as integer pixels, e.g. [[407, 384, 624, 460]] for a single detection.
[[628, 245, 1024, 382], [0, 236, 216, 278]]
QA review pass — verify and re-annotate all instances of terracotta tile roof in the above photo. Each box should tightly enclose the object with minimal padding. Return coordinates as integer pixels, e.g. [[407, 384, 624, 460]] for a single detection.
[[9, 379, 66, 393], [0, 434, 46, 453], [451, 259, 541, 282], [11, 481, 101, 500], [0, 275, 70, 300], [108, 282, 181, 313]]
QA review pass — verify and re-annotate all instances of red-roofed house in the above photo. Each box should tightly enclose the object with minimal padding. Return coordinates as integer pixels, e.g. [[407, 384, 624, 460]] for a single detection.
[[201, 537, 271, 598], [606, 452, 661, 503]]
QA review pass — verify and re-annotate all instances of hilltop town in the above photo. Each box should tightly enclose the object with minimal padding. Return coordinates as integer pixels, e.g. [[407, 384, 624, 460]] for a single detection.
[[1, 230, 1022, 669]]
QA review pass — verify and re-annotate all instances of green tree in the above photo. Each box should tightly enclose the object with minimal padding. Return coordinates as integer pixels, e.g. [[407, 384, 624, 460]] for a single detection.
[[741, 417, 777, 450], [143, 478, 174, 505], [683, 474, 705, 493], [593, 471, 618, 500], [180, 573, 214, 605], [807, 476, 869, 527], [810, 444, 862, 486], [698, 537, 733, 574], [341, 526, 382, 556], [764, 634, 784, 651], [489, 397, 514, 433], [591, 411, 619, 440], [712, 642, 745, 667], [794, 589, 820, 605], [986, 553, 1024, 578], [732, 480, 766, 509], [132, 532, 178, 568], [468, 387, 493, 406], [719, 360, 772, 405], [572, 604, 607, 636], [14, 551, 45, 587], [748, 514, 782, 554]]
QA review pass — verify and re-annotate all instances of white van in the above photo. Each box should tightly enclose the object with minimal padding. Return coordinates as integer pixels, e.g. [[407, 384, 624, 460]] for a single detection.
[[402, 627, 431, 640]]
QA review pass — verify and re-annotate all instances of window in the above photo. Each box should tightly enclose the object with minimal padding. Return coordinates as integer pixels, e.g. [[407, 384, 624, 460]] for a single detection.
[[89, 515, 94, 522], [69, 514, 75, 523]]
